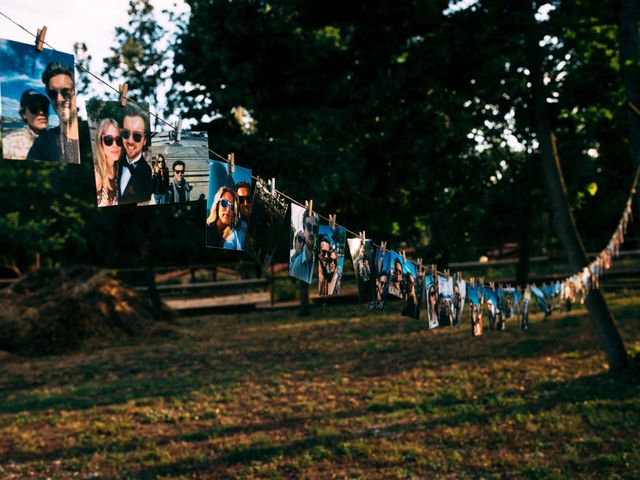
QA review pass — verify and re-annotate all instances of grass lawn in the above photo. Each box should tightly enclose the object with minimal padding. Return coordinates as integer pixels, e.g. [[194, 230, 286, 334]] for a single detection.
[[1, 290, 639, 479]]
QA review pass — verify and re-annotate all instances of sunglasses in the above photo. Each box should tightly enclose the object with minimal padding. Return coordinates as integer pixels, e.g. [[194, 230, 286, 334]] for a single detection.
[[46, 87, 73, 102], [320, 249, 330, 257], [305, 222, 318, 233], [430, 292, 436, 297], [102, 134, 123, 147], [25, 99, 50, 116], [174, 169, 185, 174], [329, 258, 338, 265], [238, 195, 251, 205], [296, 235, 305, 243], [219, 198, 235, 210], [121, 129, 144, 143]]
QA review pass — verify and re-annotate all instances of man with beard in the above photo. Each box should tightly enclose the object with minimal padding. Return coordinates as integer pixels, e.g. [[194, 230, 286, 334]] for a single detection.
[[27, 62, 79, 163], [235, 181, 252, 247], [317, 235, 331, 295], [290, 210, 317, 284], [118, 103, 152, 204]]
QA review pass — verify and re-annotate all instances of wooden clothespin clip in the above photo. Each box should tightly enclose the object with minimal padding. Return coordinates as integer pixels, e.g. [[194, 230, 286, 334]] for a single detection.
[[35, 26, 47, 52], [417, 258, 423, 275], [329, 214, 337, 230], [119, 83, 128, 107], [269, 178, 276, 196], [305, 200, 313, 216], [380, 241, 387, 256], [402, 250, 406, 262], [359, 231, 366, 242], [228, 152, 235, 173]]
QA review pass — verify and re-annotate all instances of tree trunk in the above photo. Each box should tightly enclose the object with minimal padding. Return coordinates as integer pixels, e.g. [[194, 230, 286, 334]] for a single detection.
[[516, 185, 533, 287], [522, 2, 628, 370], [298, 280, 310, 316], [619, 0, 640, 171]]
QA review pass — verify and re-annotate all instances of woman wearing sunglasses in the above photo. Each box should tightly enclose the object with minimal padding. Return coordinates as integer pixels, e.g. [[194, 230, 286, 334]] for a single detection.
[[2, 89, 49, 160], [152, 154, 170, 204], [206, 186, 242, 249], [94, 118, 122, 207]]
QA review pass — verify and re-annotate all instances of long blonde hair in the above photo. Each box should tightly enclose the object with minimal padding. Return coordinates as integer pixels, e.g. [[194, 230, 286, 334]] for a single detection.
[[94, 118, 121, 192], [206, 186, 238, 239]]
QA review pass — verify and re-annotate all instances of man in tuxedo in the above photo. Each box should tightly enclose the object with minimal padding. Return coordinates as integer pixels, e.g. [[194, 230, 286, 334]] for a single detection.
[[118, 103, 152, 204]]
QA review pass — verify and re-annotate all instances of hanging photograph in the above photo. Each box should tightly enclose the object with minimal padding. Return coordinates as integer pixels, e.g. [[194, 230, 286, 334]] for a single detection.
[[502, 287, 517, 321], [317, 224, 347, 296], [347, 236, 375, 304], [205, 159, 252, 250], [484, 286, 498, 331], [401, 260, 422, 320], [453, 274, 466, 327], [387, 251, 405, 299], [0, 38, 79, 163], [437, 274, 455, 327], [425, 274, 439, 329], [289, 203, 319, 284], [244, 177, 289, 270], [86, 100, 153, 207], [370, 248, 391, 310], [467, 283, 484, 337]]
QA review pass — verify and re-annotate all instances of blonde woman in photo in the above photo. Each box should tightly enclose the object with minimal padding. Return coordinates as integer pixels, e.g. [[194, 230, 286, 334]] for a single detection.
[[206, 185, 241, 249], [94, 118, 122, 207]]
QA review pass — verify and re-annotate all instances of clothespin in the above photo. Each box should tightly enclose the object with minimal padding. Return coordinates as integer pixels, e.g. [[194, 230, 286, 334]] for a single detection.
[[305, 200, 313, 216], [359, 231, 366, 242], [402, 250, 406, 262], [380, 241, 387, 256], [329, 214, 336, 230], [269, 178, 276, 196], [228, 152, 235, 173], [35, 26, 47, 52], [119, 83, 128, 107]]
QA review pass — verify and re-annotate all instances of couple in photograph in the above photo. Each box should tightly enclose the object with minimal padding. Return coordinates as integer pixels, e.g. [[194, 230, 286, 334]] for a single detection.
[[151, 154, 193, 204], [206, 181, 252, 249], [4, 62, 79, 163], [94, 103, 151, 207], [317, 235, 342, 295]]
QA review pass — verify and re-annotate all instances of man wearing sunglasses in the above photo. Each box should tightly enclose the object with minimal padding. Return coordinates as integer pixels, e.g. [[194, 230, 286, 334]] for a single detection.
[[2, 89, 49, 160], [26, 62, 80, 163], [118, 103, 152, 205], [290, 209, 318, 284], [234, 181, 252, 247], [169, 160, 193, 203]]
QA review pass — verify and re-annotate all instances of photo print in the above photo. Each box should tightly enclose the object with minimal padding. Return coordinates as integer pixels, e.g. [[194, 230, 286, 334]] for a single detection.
[[289, 203, 319, 284], [502, 287, 518, 321], [401, 260, 422, 320], [453, 273, 466, 327], [205, 159, 252, 250], [387, 251, 405, 299], [437, 274, 455, 328], [244, 177, 289, 270], [484, 286, 498, 331], [347, 236, 375, 304], [495, 287, 506, 330], [317, 224, 347, 296], [370, 248, 391, 310], [467, 283, 484, 337], [425, 274, 439, 330], [1, 38, 79, 163], [86, 99, 153, 207]]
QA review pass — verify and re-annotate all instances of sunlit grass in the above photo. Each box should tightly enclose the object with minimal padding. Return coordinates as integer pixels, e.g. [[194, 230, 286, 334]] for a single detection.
[[0, 290, 639, 478]]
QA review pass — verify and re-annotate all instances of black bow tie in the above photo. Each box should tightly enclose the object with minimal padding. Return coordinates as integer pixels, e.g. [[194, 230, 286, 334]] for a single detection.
[[124, 160, 137, 174]]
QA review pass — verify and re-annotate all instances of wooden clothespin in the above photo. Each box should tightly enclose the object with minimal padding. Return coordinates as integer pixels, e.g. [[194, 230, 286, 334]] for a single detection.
[[417, 258, 423, 275], [380, 241, 387, 256], [402, 250, 406, 262], [35, 26, 47, 52], [228, 152, 235, 174], [329, 214, 337, 230], [119, 83, 128, 107], [359, 231, 366, 242], [269, 177, 276, 196], [305, 200, 313, 216]]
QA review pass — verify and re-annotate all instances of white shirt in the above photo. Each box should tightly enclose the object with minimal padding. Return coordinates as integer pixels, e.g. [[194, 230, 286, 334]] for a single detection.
[[119, 153, 143, 194]]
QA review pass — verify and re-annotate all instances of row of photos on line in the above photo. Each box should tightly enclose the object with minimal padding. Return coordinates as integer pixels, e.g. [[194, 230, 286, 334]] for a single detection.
[[0, 39, 632, 331]]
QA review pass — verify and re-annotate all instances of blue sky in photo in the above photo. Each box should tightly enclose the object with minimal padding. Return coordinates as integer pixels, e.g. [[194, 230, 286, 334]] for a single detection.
[[375, 249, 391, 274], [404, 260, 417, 279], [319, 225, 346, 270], [207, 159, 252, 212], [0, 38, 73, 126]]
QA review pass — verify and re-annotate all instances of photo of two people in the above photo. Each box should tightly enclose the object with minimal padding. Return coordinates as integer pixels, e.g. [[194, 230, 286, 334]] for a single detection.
[[369, 248, 391, 310], [206, 159, 252, 250], [1, 38, 79, 164], [87, 100, 153, 207], [289, 204, 320, 284], [347, 237, 375, 304], [317, 224, 346, 296]]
